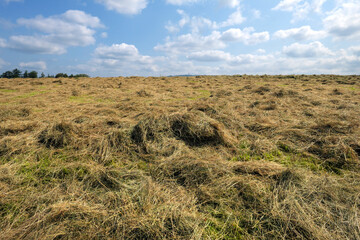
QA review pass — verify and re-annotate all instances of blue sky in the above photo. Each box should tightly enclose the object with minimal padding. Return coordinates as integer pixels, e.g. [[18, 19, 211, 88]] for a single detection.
[[0, 0, 359, 76]]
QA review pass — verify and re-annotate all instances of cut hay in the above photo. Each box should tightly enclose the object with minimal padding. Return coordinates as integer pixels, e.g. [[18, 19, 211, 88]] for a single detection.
[[38, 122, 77, 148]]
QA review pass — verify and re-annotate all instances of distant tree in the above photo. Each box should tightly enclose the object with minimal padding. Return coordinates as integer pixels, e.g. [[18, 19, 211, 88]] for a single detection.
[[28, 71, 38, 78], [69, 74, 74, 78], [23, 70, 29, 78], [74, 74, 90, 78], [55, 73, 68, 78], [1, 71, 14, 78], [40, 72, 45, 78], [12, 68, 21, 78]]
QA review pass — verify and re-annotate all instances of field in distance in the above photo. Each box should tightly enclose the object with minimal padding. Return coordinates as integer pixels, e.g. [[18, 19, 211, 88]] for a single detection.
[[0, 75, 360, 239]]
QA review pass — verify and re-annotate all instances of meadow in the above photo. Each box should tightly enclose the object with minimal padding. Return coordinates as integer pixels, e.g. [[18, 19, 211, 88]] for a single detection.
[[0, 75, 360, 239]]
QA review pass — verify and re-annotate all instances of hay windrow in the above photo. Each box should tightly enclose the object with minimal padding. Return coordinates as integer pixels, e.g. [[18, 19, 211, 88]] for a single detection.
[[38, 122, 77, 148]]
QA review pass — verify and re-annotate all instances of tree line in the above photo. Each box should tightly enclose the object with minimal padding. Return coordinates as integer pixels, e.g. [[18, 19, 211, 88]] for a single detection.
[[1, 68, 89, 79]]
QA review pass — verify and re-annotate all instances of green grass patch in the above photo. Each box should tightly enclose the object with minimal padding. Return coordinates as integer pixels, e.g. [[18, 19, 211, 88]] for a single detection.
[[15, 91, 47, 99], [203, 207, 245, 239], [347, 86, 360, 91], [0, 89, 17, 93], [189, 89, 211, 100], [232, 141, 335, 173]]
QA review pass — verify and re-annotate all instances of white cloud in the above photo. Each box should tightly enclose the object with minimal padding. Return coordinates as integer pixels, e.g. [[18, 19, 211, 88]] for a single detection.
[[273, 25, 327, 40], [273, 0, 327, 13], [283, 41, 333, 58], [101, 32, 108, 38], [323, 1, 360, 40], [229, 53, 275, 65], [166, 0, 240, 7], [165, 8, 245, 33], [253, 10, 261, 19], [272, 0, 312, 22], [272, 0, 303, 11], [95, 0, 148, 15], [156, 26, 269, 55], [94, 43, 153, 66], [60, 10, 103, 28], [219, 7, 245, 27], [17, 10, 103, 47], [221, 28, 269, 45], [312, 0, 327, 13], [19, 61, 47, 70], [74, 46, 360, 76], [95, 43, 139, 59], [74, 43, 158, 76], [166, 0, 201, 5], [349, 46, 360, 56], [155, 31, 225, 54], [0, 10, 103, 54], [165, 10, 212, 33], [189, 17, 217, 33], [187, 50, 231, 61], [7, 36, 67, 54], [219, 0, 240, 8]]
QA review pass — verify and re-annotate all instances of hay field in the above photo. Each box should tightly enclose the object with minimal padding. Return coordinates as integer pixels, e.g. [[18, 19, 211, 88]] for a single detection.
[[0, 75, 360, 239]]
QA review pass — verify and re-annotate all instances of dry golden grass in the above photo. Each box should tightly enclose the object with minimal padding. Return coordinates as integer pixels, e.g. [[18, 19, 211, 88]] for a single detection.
[[0, 75, 360, 239]]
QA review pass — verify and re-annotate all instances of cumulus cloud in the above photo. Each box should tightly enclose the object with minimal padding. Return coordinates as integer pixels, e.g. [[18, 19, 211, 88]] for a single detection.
[[219, 0, 240, 8], [155, 31, 225, 54], [219, 7, 245, 27], [323, 1, 360, 40], [95, 43, 139, 59], [74, 43, 158, 76], [187, 50, 231, 61], [312, 0, 327, 13], [272, 0, 320, 22], [166, 0, 200, 5], [166, 0, 240, 7], [276, 0, 327, 13], [156, 26, 269, 55], [74, 45, 360, 76], [154, 31, 226, 54], [0, 10, 103, 54], [19, 61, 47, 70], [95, 0, 148, 15], [283, 41, 333, 58], [189, 17, 217, 33], [94, 43, 153, 64], [221, 28, 270, 45], [6, 35, 67, 54], [349, 46, 360, 56], [273, 25, 327, 40], [165, 8, 245, 33], [272, 0, 303, 11]]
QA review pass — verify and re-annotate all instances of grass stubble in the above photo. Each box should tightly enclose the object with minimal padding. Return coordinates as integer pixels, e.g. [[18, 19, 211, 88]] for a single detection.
[[0, 75, 360, 239]]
